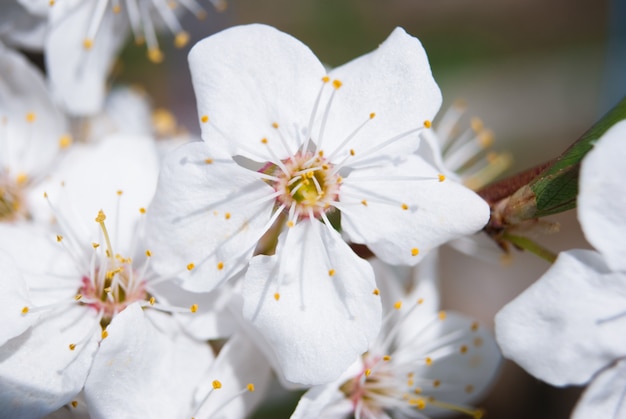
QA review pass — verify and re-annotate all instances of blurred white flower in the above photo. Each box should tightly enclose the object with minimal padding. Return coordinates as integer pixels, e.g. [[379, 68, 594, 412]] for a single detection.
[[496, 120, 626, 418], [0, 42, 70, 223], [147, 24, 489, 384], [22, 0, 225, 115], [293, 255, 502, 419]]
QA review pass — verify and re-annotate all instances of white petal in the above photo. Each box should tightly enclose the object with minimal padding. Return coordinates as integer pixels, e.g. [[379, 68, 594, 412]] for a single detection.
[[242, 220, 382, 385], [340, 154, 489, 265], [188, 24, 325, 160], [29, 134, 159, 252], [194, 333, 272, 419], [572, 360, 626, 419], [0, 305, 100, 419], [150, 280, 239, 340], [0, 42, 67, 175], [84, 304, 214, 418], [0, 250, 35, 346], [146, 141, 275, 291], [0, 2, 47, 50], [46, 1, 128, 115], [414, 312, 501, 413], [292, 384, 354, 419], [579, 120, 626, 272], [321, 27, 441, 157], [495, 249, 626, 386]]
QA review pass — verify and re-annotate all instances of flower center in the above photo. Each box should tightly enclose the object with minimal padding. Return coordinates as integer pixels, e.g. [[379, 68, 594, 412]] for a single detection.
[[77, 210, 148, 328], [0, 172, 26, 222], [270, 151, 341, 220]]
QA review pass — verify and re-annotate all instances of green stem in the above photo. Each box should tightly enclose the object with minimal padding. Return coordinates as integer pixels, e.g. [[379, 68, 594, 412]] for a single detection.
[[502, 233, 557, 263]]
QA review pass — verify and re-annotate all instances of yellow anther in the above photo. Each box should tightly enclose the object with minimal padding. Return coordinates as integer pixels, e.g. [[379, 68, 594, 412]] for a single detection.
[[25, 112, 36, 123], [14, 173, 28, 186], [383, 355, 391, 361], [350, 149, 355, 156], [438, 310, 447, 320], [417, 298, 424, 304], [225, 212, 231, 220], [101, 330, 108, 339], [92, 242, 100, 248], [471, 117, 484, 132], [71, 400, 78, 408], [369, 112, 376, 119], [272, 122, 279, 129], [49, 0, 55, 5], [261, 138, 268, 144], [74, 294, 82, 301], [337, 176, 343, 183], [438, 174, 446, 182], [190, 304, 198, 313], [212, 380, 222, 389], [149, 297, 155, 305], [423, 120, 432, 129], [21, 306, 29, 314], [139, 207, 146, 214], [465, 385, 474, 394], [174, 31, 190, 48], [361, 199, 368, 206], [425, 357, 433, 366], [322, 76, 330, 83], [332, 79, 342, 89], [205, 158, 213, 164], [411, 248, 419, 257], [433, 379, 441, 388], [364, 369, 372, 377], [43, 192, 48, 198], [328, 269, 335, 277], [479, 130, 494, 148], [95, 210, 106, 223], [116, 190, 123, 196], [318, 150, 324, 157], [56, 235, 63, 242], [474, 337, 484, 347], [187, 263, 195, 271], [83, 39, 93, 50], [112, 4, 121, 13], [69, 343, 76, 350], [217, 261, 224, 270], [247, 383, 255, 392], [147, 48, 164, 64], [401, 203, 409, 210], [373, 288, 380, 295], [471, 321, 479, 332], [460, 345, 468, 354], [414, 387, 422, 394], [286, 220, 294, 228], [394, 301, 402, 310], [135, 36, 146, 46], [201, 115, 209, 123], [59, 135, 72, 149]]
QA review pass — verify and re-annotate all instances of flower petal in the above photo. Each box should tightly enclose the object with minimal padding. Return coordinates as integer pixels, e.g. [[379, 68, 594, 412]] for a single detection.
[[340, 154, 489, 265], [0, 250, 35, 346], [495, 249, 626, 386], [194, 333, 272, 419], [146, 141, 275, 292], [188, 24, 326, 160], [46, 0, 127, 115], [578, 120, 626, 272], [572, 360, 626, 419], [321, 27, 441, 158], [0, 42, 66, 175], [84, 304, 214, 418], [0, 305, 100, 419], [242, 220, 382, 385], [29, 134, 159, 252]]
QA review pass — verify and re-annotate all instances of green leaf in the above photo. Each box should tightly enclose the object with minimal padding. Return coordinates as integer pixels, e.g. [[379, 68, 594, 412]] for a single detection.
[[530, 96, 626, 217]]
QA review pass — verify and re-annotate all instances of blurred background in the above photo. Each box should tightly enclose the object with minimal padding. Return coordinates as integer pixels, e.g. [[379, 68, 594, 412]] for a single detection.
[[115, 0, 623, 417]]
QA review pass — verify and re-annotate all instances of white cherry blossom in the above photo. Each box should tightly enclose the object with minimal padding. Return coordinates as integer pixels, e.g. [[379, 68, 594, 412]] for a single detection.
[[147, 24, 489, 384], [496, 120, 626, 418]]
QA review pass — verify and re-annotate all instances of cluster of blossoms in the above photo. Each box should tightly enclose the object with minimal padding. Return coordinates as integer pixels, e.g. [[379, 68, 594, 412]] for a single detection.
[[18, 0, 624, 418]]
